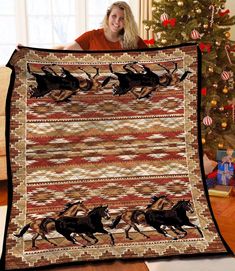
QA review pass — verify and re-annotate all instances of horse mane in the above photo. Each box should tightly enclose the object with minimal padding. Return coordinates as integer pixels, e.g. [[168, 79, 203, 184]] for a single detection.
[[172, 200, 186, 210], [58, 201, 81, 216], [146, 195, 167, 209]]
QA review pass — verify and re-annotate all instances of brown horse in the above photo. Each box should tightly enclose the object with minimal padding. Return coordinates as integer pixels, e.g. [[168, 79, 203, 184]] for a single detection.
[[109, 195, 173, 240], [14, 201, 88, 248]]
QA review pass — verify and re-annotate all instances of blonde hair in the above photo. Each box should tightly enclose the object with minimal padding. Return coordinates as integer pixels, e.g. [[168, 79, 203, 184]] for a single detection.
[[102, 1, 139, 49]]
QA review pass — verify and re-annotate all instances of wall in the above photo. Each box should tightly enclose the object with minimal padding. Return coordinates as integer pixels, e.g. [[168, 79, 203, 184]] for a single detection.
[[226, 0, 235, 40]]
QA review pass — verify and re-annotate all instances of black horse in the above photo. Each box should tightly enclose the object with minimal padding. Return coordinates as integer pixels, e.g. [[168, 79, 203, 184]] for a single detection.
[[137, 200, 203, 240], [46, 205, 115, 246], [27, 64, 99, 100], [102, 61, 191, 98]]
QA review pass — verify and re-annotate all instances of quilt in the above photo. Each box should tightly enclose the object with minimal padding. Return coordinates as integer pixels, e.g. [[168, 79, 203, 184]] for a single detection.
[[1, 44, 231, 270]]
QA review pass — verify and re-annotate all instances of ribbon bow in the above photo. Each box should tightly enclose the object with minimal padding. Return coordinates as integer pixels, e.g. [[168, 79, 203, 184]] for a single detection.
[[199, 42, 212, 53], [144, 38, 155, 45], [162, 18, 176, 27], [219, 9, 230, 16]]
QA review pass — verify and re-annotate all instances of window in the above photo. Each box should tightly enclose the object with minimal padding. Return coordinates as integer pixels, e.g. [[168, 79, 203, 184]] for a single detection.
[[0, 0, 138, 65]]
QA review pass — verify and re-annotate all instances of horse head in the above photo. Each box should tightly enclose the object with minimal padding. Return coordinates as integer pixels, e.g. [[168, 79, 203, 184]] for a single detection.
[[174, 200, 194, 214]]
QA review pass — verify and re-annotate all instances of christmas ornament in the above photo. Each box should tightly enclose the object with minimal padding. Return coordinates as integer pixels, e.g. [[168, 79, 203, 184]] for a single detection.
[[209, 5, 215, 27], [215, 41, 221, 46], [196, 8, 202, 14], [225, 32, 231, 39], [177, 1, 184, 7], [190, 29, 201, 39], [211, 99, 217, 107], [203, 116, 213, 126], [161, 39, 167, 44], [160, 12, 169, 22], [213, 83, 218, 88], [221, 122, 228, 128], [145, 25, 150, 31], [219, 106, 225, 111], [203, 24, 209, 29], [208, 66, 214, 73], [201, 138, 206, 144], [222, 86, 229, 94], [225, 45, 233, 65], [218, 143, 224, 149], [221, 70, 230, 81]]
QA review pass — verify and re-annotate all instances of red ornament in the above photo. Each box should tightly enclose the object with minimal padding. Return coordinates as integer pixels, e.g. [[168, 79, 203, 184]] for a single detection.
[[190, 29, 201, 40], [221, 70, 230, 80], [203, 116, 213, 126], [160, 12, 169, 22]]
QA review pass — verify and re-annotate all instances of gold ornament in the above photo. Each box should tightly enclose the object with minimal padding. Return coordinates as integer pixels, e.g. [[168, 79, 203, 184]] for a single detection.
[[225, 32, 231, 39], [196, 8, 202, 14], [221, 122, 228, 128], [208, 66, 214, 73], [210, 99, 217, 107], [222, 86, 229, 94], [219, 106, 225, 112], [177, 1, 184, 7], [218, 142, 224, 149], [161, 39, 167, 44], [201, 138, 206, 144]]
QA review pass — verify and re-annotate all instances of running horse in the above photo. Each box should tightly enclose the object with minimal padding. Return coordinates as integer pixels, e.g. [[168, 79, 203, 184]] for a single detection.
[[45, 205, 115, 246], [137, 200, 203, 240], [14, 201, 88, 248], [109, 195, 173, 240]]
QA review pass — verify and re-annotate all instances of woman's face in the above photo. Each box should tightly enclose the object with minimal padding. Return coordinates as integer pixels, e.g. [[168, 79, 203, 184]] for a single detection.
[[108, 6, 125, 34]]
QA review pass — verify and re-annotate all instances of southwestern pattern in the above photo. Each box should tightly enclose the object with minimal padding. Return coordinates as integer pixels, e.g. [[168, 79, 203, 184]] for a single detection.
[[1, 44, 230, 270]]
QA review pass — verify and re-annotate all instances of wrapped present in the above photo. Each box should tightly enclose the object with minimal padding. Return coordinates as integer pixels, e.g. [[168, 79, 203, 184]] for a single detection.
[[205, 177, 217, 188], [217, 162, 234, 185]]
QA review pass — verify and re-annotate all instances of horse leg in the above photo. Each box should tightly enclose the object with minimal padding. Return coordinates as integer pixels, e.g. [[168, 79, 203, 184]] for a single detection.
[[85, 232, 99, 245], [153, 225, 177, 240], [124, 225, 133, 240], [40, 232, 57, 246], [132, 223, 149, 239], [32, 233, 40, 249], [98, 229, 115, 245], [173, 225, 187, 238], [185, 222, 204, 238]]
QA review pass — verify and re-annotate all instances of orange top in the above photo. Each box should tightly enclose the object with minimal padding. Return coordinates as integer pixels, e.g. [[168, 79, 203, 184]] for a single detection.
[[75, 28, 147, 50]]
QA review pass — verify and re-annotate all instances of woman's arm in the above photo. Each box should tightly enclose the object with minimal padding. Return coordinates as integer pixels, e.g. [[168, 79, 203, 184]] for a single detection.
[[54, 41, 83, 50]]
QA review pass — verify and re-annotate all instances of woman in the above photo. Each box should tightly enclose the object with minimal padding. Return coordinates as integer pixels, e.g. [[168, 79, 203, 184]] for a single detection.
[[61, 1, 147, 50]]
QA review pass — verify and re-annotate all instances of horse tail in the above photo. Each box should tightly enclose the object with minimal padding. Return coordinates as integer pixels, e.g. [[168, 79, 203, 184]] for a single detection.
[[131, 210, 146, 224], [109, 214, 122, 229], [40, 217, 56, 233], [14, 223, 31, 238]]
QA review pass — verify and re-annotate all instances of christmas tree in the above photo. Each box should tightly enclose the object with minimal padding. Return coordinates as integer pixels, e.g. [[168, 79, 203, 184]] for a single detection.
[[144, 0, 235, 159]]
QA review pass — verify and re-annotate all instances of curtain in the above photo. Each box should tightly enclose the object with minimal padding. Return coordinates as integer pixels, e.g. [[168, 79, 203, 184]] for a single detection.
[[138, 0, 153, 40]]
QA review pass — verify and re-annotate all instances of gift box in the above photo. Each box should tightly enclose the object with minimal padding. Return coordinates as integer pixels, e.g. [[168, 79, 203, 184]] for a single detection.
[[217, 162, 234, 185], [205, 177, 217, 188]]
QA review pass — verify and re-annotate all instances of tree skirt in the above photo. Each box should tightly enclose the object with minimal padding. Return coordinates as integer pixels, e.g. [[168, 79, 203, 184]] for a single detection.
[[1, 44, 231, 270]]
